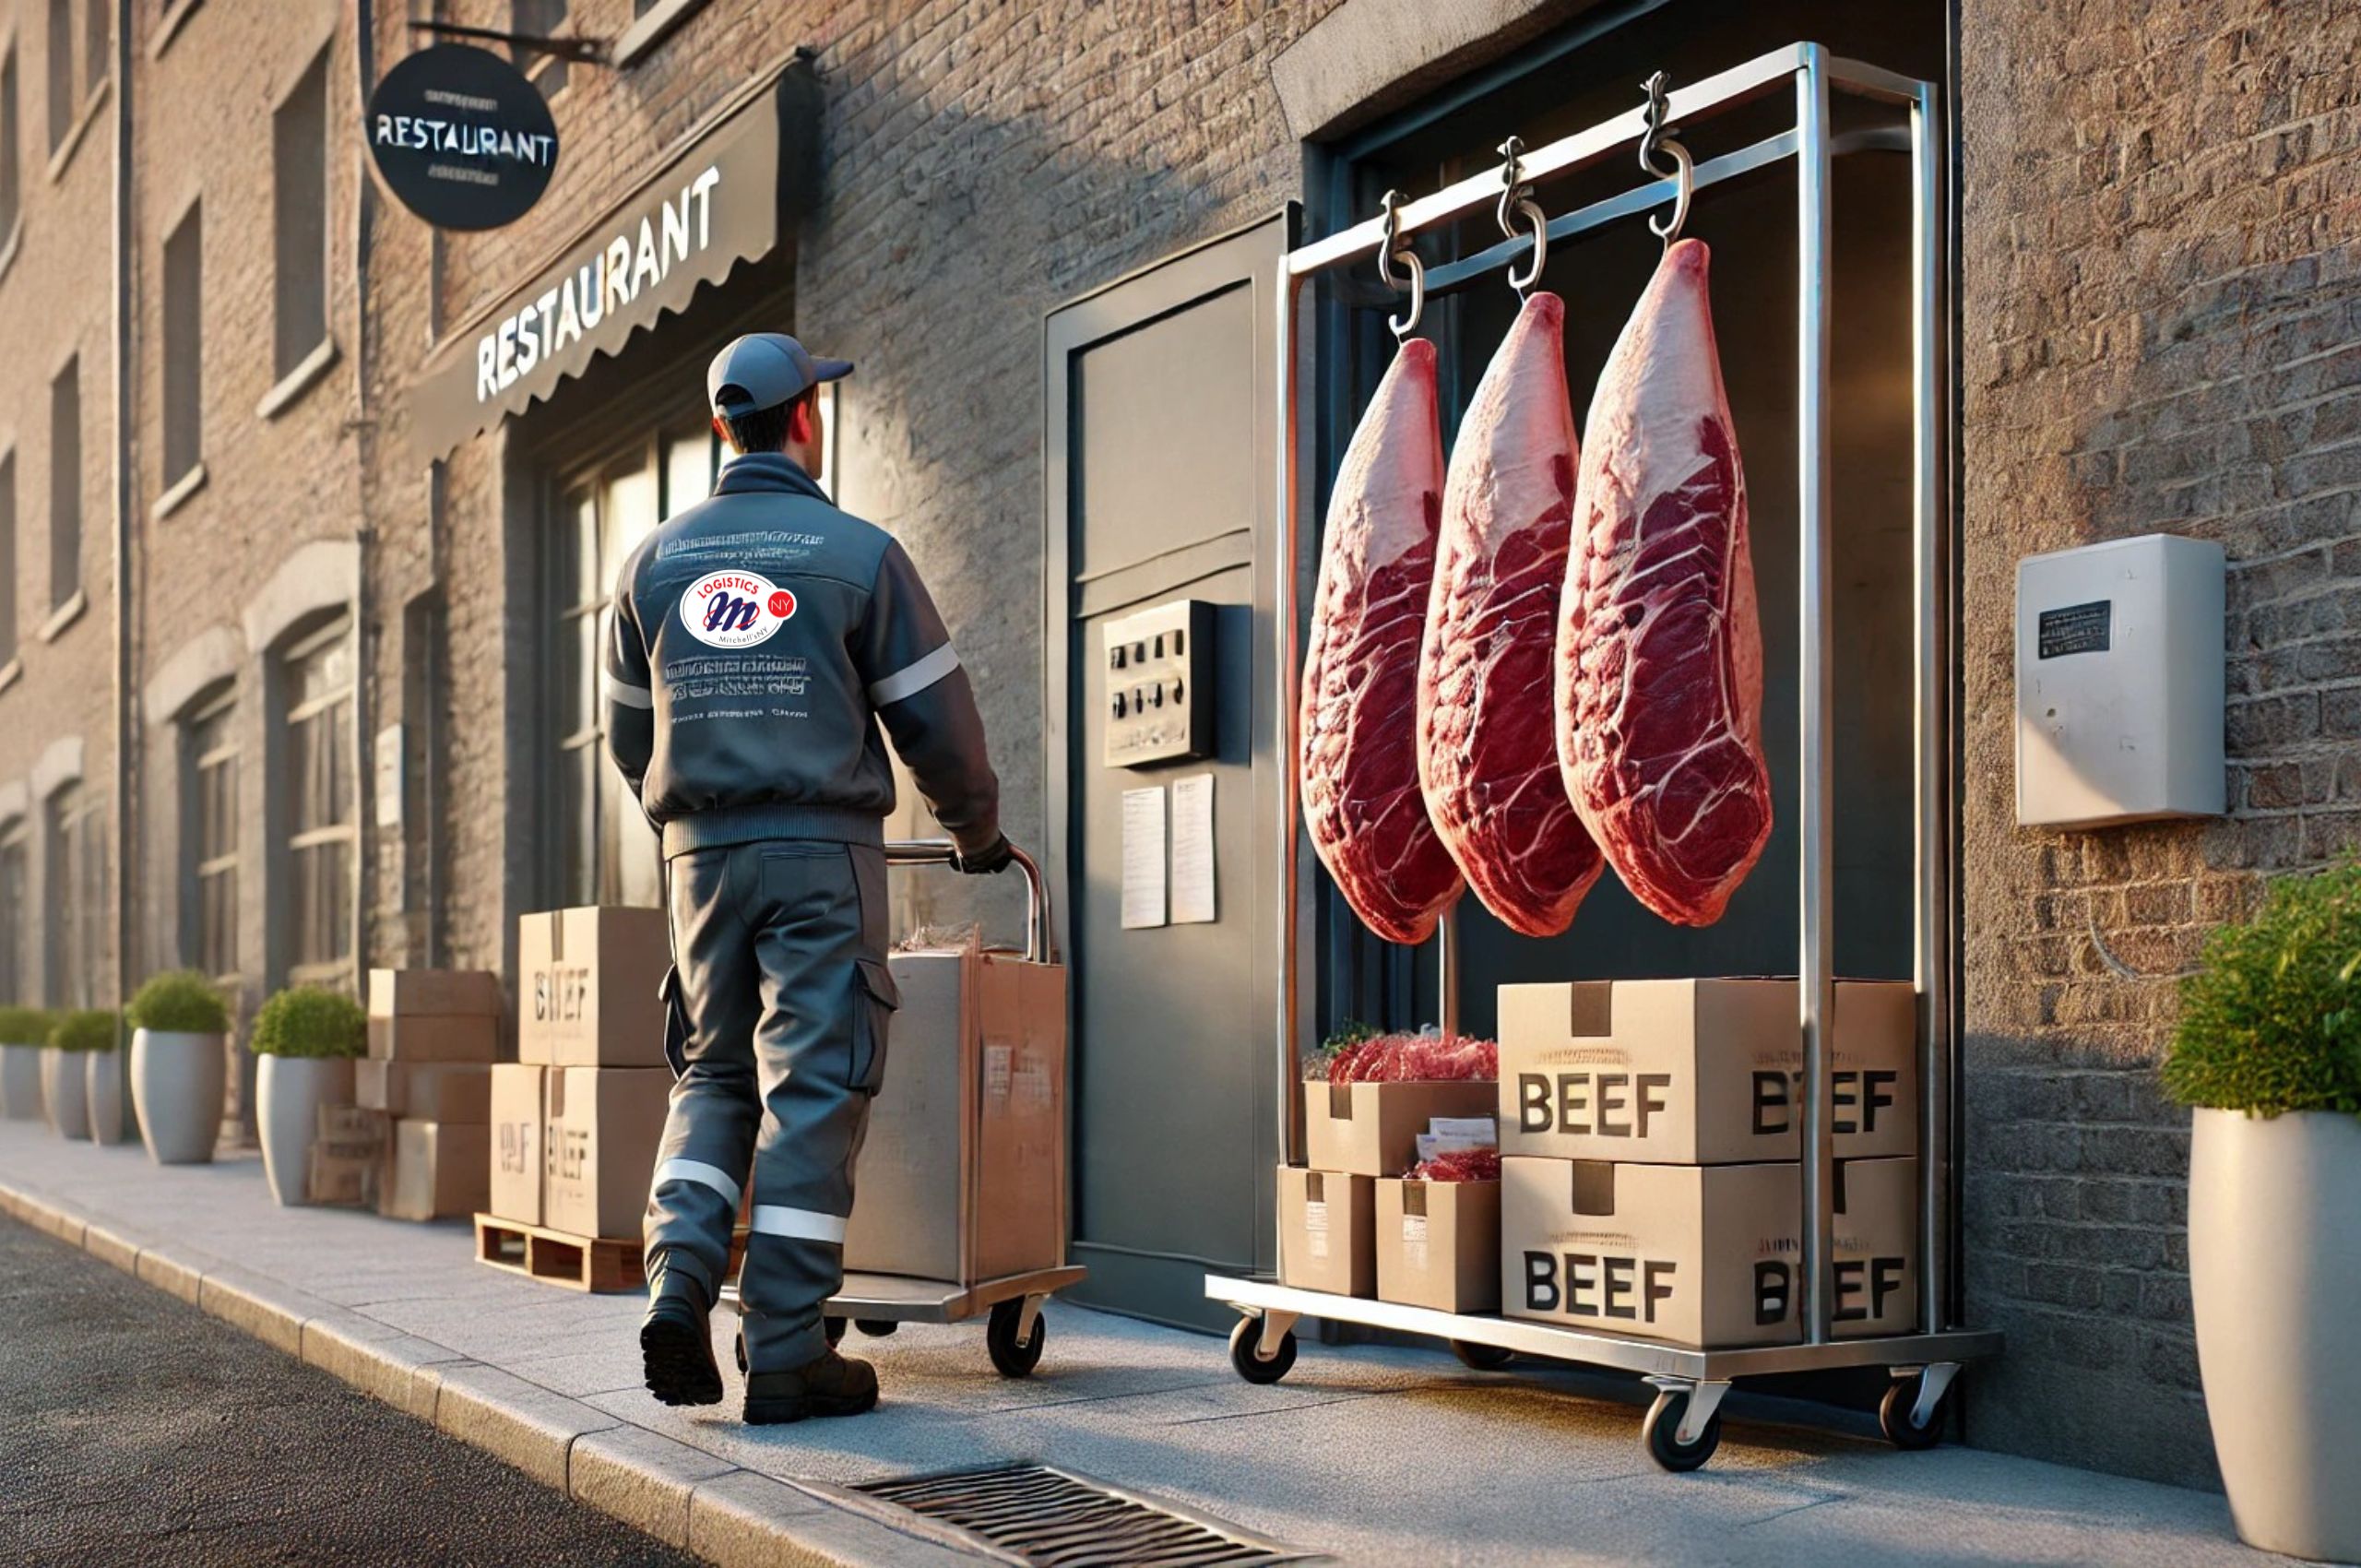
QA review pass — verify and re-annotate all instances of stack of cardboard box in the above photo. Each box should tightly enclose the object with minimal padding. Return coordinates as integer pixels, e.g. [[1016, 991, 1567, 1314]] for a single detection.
[[1496, 979, 1919, 1348], [363, 969, 498, 1221], [1279, 1075, 1495, 1301], [498, 907, 671, 1241]]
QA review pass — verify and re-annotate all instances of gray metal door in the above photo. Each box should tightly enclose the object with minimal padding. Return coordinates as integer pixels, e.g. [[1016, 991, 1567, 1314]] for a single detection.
[[1045, 211, 1295, 1329]]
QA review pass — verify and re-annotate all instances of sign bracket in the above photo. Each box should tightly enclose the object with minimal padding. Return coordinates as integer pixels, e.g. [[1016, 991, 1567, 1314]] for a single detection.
[[406, 19, 611, 67]]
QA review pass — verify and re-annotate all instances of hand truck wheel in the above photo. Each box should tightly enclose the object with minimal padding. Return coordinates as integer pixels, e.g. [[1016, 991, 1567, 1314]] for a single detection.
[[1228, 1317, 1297, 1385], [1642, 1388, 1723, 1473], [855, 1319, 899, 1337], [985, 1298, 1046, 1377], [1449, 1339, 1515, 1372], [1880, 1371, 1949, 1450]]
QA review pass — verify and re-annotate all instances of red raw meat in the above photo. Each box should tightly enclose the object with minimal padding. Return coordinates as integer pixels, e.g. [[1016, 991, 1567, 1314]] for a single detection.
[[1557, 240, 1770, 927], [1300, 339, 1465, 945], [1406, 1148, 1501, 1183], [1316, 1032, 1498, 1085], [1420, 291, 1606, 936]]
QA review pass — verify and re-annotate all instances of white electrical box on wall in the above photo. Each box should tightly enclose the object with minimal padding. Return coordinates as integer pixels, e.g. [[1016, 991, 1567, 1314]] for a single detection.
[[2015, 533, 2226, 829]]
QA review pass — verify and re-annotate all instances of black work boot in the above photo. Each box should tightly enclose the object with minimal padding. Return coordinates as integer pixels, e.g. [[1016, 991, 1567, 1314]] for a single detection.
[[743, 1348, 879, 1425], [640, 1262, 723, 1408]]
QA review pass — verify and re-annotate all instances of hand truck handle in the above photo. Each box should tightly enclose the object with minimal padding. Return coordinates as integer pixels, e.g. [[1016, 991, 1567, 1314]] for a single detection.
[[883, 837, 1055, 965]]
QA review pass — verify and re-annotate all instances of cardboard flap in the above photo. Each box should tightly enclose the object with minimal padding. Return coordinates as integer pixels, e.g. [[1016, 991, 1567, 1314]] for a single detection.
[[1570, 1159, 1617, 1216]]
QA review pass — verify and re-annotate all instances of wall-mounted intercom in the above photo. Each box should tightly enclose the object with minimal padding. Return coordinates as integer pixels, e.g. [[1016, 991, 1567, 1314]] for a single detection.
[[2015, 533, 2225, 829], [1102, 599, 1215, 767]]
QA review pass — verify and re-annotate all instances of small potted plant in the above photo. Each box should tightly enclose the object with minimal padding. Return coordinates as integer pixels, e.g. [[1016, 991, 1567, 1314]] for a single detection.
[[0, 1005, 52, 1122], [2165, 857, 2361, 1562], [251, 987, 366, 1206], [127, 971, 232, 1166], [42, 1010, 116, 1141]]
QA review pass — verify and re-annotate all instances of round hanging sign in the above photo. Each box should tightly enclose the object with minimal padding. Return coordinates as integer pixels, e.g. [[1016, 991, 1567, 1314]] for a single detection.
[[366, 43, 560, 232]]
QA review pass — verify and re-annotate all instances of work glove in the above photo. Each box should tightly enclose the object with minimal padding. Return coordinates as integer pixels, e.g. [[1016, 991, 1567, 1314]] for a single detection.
[[954, 834, 1014, 875]]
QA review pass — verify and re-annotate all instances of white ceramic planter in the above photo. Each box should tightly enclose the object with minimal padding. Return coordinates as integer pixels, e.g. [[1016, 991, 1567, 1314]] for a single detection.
[[87, 1051, 131, 1146], [40, 1049, 90, 1140], [0, 1042, 42, 1120], [2190, 1107, 2361, 1562], [256, 1054, 354, 1206], [132, 1029, 227, 1165]]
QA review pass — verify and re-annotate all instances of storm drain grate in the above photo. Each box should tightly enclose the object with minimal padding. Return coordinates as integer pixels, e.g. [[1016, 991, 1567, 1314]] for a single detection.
[[854, 1464, 1304, 1566]]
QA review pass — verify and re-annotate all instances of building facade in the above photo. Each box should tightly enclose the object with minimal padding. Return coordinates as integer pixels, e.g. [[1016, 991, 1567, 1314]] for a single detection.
[[0, 0, 2351, 1491]]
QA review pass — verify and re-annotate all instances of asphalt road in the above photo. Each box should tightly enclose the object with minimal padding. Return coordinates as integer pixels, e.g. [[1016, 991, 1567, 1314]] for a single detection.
[[0, 1215, 699, 1566]]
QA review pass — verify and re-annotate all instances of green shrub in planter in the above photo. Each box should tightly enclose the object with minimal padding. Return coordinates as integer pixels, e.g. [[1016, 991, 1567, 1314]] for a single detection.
[[126, 970, 232, 1035], [49, 1010, 121, 1053], [0, 1005, 54, 1045], [249, 987, 365, 1060], [2164, 856, 2361, 1118]]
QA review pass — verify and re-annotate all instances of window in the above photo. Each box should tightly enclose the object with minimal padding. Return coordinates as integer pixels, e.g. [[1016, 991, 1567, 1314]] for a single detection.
[[513, 0, 567, 100], [81, 0, 103, 99], [45, 0, 70, 153], [551, 421, 714, 908], [162, 201, 202, 487], [50, 356, 77, 610], [282, 618, 353, 987], [44, 782, 103, 1010], [270, 48, 327, 381], [0, 822, 24, 1004], [187, 691, 237, 980], [0, 451, 14, 662], [1, 48, 19, 242]]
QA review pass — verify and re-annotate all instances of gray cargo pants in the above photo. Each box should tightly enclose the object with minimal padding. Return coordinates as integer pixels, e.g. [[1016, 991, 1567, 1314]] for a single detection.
[[642, 838, 898, 1372]]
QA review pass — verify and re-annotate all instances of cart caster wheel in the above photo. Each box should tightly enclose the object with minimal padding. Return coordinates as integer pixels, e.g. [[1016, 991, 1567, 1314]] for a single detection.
[[1228, 1318, 1298, 1385], [855, 1319, 899, 1338], [824, 1315, 847, 1348], [986, 1299, 1046, 1377], [1449, 1339, 1514, 1372], [1880, 1373, 1949, 1450], [1643, 1390, 1723, 1473]]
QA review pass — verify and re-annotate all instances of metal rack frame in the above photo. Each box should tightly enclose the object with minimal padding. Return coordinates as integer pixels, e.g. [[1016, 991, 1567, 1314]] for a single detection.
[[1208, 41, 1999, 1465]]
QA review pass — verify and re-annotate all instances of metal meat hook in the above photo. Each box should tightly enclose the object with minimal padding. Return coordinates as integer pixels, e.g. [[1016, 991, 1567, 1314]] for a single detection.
[[1377, 189, 1426, 340], [1495, 137, 1548, 299], [1638, 70, 1695, 249]]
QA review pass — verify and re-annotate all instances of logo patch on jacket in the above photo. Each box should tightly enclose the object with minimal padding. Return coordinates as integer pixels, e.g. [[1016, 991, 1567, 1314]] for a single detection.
[[682, 570, 796, 648]]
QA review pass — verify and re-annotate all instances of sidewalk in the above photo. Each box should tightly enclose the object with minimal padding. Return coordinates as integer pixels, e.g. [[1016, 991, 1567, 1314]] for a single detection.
[[0, 1121, 2286, 1568]]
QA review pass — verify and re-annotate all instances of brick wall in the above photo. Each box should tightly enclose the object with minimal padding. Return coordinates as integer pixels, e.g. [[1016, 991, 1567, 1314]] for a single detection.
[[1956, 0, 2361, 1487]]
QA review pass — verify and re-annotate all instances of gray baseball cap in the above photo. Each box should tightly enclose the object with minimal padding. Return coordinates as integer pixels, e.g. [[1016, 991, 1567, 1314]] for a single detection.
[[706, 333, 853, 418]]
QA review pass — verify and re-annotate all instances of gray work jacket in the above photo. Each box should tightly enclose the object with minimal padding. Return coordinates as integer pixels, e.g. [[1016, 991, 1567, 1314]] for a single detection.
[[603, 452, 1000, 860]]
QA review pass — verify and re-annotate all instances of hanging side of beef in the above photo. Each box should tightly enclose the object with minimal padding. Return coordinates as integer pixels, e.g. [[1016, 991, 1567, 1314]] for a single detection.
[[1419, 292, 1605, 936], [1557, 239, 1771, 927], [1300, 339, 1464, 945]]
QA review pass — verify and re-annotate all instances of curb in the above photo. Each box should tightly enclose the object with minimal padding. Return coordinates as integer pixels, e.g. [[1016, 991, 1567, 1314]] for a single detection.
[[0, 1176, 990, 1566]]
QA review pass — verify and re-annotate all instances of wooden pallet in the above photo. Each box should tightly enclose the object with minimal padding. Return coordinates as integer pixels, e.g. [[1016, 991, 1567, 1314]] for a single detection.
[[472, 1214, 755, 1294]]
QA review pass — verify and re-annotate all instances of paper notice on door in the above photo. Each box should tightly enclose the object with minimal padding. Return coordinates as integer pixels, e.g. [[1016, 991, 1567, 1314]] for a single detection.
[[1170, 773, 1216, 924], [1121, 786, 1168, 929]]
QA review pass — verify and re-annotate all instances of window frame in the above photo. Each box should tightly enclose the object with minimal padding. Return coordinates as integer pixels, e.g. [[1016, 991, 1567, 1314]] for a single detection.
[[0, 818, 26, 1005], [184, 685, 239, 984], [49, 353, 78, 613], [161, 196, 204, 493], [279, 614, 355, 991], [267, 43, 332, 396], [43, 780, 101, 1011]]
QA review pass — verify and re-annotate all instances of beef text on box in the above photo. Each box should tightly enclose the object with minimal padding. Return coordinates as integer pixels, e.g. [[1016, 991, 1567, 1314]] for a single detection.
[[541, 1064, 670, 1239], [1496, 978, 1916, 1163], [1500, 1155, 1918, 1348], [488, 1063, 545, 1227], [518, 908, 670, 1068], [1277, 1167, 1375, 1298], [356, 1060, 492, 1122], [1376, 1177, 1499, 1313], [1303, 1080, 1498, 1178]]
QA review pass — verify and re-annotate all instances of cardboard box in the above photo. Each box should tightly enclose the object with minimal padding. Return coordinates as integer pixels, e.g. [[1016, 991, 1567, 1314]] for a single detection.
[[542, 1065, 670, 1239], [369, 968, 502, 1018], [307, 1107, 388, 1206], [518, 907, 670, 1068], [1376, 1177, 1500, 1313], [1303, 1079, 1498, 1177], [1496, 979, 1916, 1163], [1277, 1167, 1375, 1297], [1500, 1155, 1919, 1348], [489, 1063, 546, 1226], [367, 1013, 500, 1063], [356, 1061, 492, 1123], [843, 945, 1067, 1285], [378, 1119, 491, 1221]]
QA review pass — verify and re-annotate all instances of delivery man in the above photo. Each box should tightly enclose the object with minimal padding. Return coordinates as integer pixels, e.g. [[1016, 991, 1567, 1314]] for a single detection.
[[603, 333, 1007, 1424]]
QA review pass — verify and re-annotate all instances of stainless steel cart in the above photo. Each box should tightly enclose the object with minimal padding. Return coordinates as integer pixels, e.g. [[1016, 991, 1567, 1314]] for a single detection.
[[721, 837, 1085, 1380], [1206, 42, 2001, 1471]]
